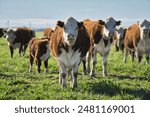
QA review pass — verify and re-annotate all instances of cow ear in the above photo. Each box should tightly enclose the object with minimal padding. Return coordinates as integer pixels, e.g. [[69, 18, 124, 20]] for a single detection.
[[116, 21, 121, 26], [98, 20, 105, 25], [57, 21, 64, 27], [78, 22, 83, 28]]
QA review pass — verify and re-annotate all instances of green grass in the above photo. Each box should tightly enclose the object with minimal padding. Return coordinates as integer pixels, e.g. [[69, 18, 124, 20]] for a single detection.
[[0, 32, 150, 100]]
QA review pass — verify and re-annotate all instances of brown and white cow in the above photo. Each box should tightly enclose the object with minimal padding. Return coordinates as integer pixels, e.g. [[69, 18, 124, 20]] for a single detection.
[[4, 27, 35, 58], [50, 17, 90, 88], [124, 19, 150, 64], [43, 27, 54, 41], [83, 17, 121, 77], [29, 37, 50, 73]]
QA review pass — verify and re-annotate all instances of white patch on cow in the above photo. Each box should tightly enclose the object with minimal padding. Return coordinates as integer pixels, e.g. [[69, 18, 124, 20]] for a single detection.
[[8, 42, 21, 49], [40, 45, 50, 61], [63, 17, 79, 46], [94, 39, 111, 56], [58, 47, 81, 69]]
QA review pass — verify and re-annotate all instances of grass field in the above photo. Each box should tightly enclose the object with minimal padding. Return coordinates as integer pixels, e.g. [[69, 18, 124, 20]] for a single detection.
[[0, 32, 150, 100]]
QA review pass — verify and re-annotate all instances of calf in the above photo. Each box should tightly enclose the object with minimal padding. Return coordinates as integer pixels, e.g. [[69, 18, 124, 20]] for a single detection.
[[4, 27, 35, 58], [43, 27, 54, 41], [124, 20, 150, 63], [115, 27, 127, 52], [83, 17, 121, 77], [50, 17, 90, 88], [29, 37, 50, 73]]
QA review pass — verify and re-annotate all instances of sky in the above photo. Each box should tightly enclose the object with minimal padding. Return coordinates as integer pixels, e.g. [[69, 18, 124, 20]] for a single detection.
[[0, 0, 150, 28]]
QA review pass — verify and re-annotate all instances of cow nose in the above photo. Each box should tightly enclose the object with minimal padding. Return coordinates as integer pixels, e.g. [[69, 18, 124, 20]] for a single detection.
[[108, 32, 114, 38], [143, 29, 148, 33], [67, 34, 74, 40]]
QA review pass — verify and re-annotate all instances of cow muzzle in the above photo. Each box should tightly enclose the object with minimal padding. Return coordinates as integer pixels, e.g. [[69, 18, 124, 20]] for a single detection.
[[108, 32, 114, 38], [67, 34, 74, 40]]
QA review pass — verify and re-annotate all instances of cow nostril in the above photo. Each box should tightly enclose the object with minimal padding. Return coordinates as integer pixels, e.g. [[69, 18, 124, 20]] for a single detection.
[[108, 33, 114, 37], [67, 34, 74, 39]]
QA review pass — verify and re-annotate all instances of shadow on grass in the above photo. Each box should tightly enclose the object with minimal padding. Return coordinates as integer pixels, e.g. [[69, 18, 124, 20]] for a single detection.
[[0, 73, 17, 79], [110, 74, 150, 82], [87, 80, 150, 100]]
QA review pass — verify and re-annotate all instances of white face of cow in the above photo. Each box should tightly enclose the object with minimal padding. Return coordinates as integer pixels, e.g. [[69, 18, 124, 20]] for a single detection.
[[103, 17, 121, 38], [57, 17, 82, 46], [4, 28, 16, 43], [139, 19, 150, 39], [117, 27, 126, 40]]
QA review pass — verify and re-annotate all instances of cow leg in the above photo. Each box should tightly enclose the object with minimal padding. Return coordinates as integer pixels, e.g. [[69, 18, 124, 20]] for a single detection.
[[35, 58, 41, 73], [71, 62, 80, 88], [68, 69, 73, 86], [131, 51, 135, 62], [9, 46, 14, 58], [23, 45, 28, 56], [87, 52, 91, 74], [102, 52, 109, 77], [19, 45, 23, 57], [137, 50, 143, 63], [59, 63, 67, 87], [29, 54, 34, 73], [90, 49, 97, 77], [145, 50, 149, 64], [44, 58, 49, 73], [124, 48, 128, 63], [82, 57, 87, 75]]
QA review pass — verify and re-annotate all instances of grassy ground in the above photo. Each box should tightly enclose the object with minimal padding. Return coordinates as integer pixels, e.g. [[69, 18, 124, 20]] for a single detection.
[[0, 32, 150, 100]]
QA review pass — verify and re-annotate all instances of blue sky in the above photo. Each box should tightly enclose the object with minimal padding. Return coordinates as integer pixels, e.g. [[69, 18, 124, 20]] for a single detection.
[[0, 0, 150, 28]]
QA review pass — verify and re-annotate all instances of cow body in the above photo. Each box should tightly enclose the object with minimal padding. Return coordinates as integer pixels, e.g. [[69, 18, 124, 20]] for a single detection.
[[124, 20, 150, 63], [4, 27, 35, 58], [83, 17, 121, 77], [0, 28, 5, 38], [50, 17, 90, 88], [29, 37, 50, 73], [43, 27, 54, 41]]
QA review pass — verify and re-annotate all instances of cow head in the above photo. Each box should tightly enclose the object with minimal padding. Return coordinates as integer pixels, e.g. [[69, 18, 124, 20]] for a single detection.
[[57, 17, 83, 46], [4, 28, 17, 43], [99, 17, 121, 38], [139, 19, 150, 39], [116, 27, 126, 40]]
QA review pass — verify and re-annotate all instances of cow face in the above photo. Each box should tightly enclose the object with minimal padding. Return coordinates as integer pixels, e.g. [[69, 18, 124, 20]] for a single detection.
[[57, 17, 82, 46], [139, 19, 150, 39], [101, 17, 121, 38], [4, 28, 17, 43], [117, 27, 126, 40]]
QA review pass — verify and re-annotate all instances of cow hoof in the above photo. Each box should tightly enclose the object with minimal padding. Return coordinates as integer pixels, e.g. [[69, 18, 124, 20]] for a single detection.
[[90, 73, 95, 77], [83, 71, 87, 75]]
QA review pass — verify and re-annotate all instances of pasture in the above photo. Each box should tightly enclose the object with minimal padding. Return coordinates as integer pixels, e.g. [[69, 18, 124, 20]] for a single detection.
[[0, 32, 150, 100]]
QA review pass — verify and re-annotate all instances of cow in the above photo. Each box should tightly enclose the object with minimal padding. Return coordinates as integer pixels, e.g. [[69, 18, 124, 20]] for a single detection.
[[83, 17, 121, 77], [29, 37, 50, 73], [124, 19, 150, 64], [3, 27, 35, 58], [50, 17, 90, 88], [115, 27, 127, 52], [43, 27, 54, 41]]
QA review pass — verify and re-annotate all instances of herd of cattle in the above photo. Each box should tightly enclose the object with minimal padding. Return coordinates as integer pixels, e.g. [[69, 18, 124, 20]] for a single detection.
[[0, 17, 150, 88]]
